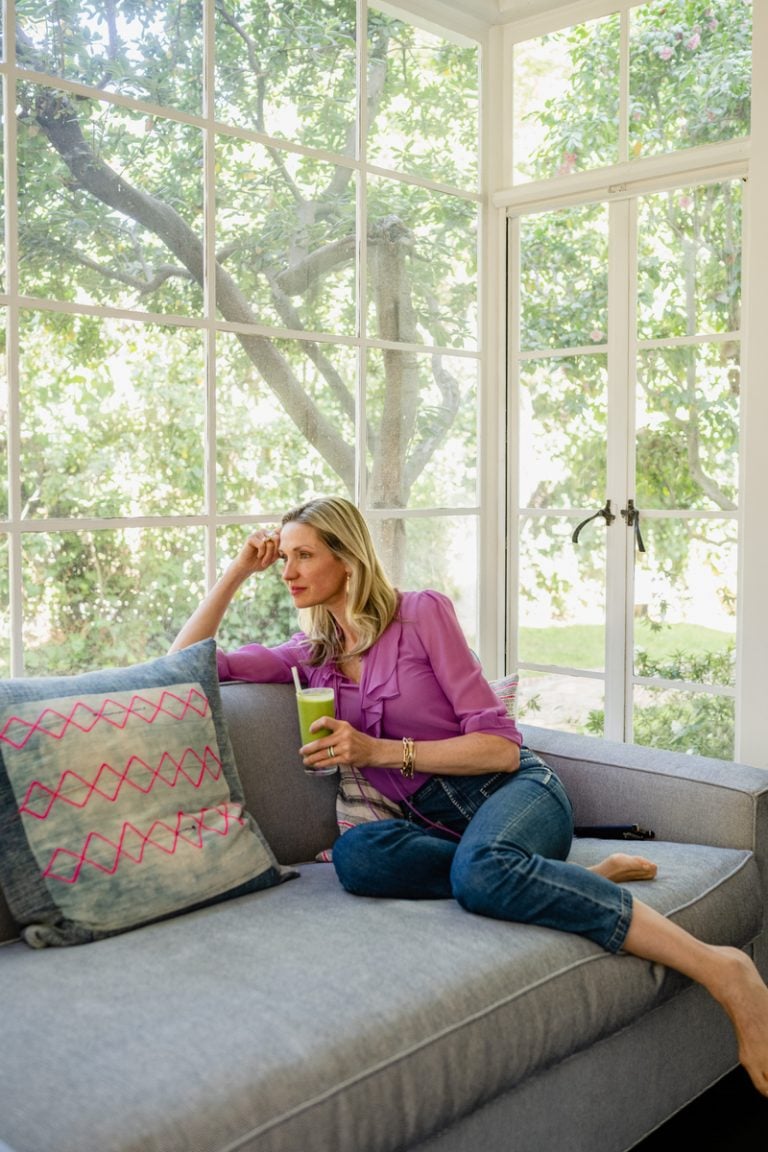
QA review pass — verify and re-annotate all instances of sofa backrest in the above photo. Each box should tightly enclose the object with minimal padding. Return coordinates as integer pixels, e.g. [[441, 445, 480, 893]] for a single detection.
[[219, 681, 338, 865]]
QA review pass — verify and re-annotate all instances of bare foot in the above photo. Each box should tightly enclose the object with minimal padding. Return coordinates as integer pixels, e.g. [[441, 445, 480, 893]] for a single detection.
[[708, 947, 768, 1096], [588, 852, 658, 883]]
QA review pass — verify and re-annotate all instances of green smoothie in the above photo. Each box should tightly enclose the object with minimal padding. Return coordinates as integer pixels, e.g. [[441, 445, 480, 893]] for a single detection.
[[296, 687, 335, 746]]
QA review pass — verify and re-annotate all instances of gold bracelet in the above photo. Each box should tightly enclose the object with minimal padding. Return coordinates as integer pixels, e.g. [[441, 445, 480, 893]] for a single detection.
[[401, 737, 415, 778]]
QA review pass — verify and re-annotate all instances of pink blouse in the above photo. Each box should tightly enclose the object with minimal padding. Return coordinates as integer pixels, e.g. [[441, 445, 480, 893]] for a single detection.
[[216, 589, 522, 801]]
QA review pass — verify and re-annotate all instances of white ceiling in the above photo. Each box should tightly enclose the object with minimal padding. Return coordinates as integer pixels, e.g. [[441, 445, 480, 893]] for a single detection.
[[431, 0, 568, 25]]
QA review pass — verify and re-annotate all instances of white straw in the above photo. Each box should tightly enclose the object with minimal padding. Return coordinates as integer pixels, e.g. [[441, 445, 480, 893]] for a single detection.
[[291, 665, 302, 694]]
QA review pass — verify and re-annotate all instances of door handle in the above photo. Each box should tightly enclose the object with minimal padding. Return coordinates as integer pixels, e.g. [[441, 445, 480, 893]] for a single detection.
[[621, 499, 646, 553], [572, 499, 616, 544]]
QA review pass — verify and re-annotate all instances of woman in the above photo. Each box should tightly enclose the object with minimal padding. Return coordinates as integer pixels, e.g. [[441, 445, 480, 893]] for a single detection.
[[172, 495, 768, 1096]]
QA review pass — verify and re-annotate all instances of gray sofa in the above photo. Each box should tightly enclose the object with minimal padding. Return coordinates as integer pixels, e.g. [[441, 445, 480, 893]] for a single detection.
[[1, 679, 767, 1152]]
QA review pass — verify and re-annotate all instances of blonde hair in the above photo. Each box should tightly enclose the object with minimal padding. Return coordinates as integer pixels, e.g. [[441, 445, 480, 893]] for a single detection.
[[281, 496, 398, 666]]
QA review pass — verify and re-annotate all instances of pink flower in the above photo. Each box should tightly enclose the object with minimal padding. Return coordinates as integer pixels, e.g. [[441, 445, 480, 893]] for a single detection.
[[685, 31, 701, 51], [557, 151, 577, 176], [658, 45, 674, 60], [679, 195, 693, 210], [589, 329, 605, 343]]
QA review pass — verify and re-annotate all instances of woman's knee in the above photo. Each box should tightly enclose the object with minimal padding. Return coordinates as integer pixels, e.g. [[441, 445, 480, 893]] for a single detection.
[[450, 842, 530, 917], [333, 819, 457, 900], [331, 821, 393, 893]]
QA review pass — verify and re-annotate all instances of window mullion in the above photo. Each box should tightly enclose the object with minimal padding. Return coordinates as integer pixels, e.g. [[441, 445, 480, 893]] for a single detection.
[[604, 198, 632, 742]]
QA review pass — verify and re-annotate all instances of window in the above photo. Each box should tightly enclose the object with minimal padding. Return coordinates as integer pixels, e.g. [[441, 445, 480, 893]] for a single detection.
[[504, 0, 751, 758], [0, 1, 481, 675]]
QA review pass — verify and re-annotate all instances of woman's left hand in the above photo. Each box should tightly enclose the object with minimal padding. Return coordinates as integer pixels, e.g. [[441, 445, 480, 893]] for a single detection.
[[300, 719, 374, 771]]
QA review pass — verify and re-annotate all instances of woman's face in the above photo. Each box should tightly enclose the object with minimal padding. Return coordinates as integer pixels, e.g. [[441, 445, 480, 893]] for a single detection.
[[278, 521, 349, 612]]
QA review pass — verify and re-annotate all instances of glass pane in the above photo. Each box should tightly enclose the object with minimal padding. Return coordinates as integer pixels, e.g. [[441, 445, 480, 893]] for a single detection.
[[636, 344, 739, 510], [633, 518, 737, 684], [16, 1, 203, 115], [518, 516, 606, 672], [216, 333, 356, 515], [366, 350, 478, 510], [0, 536, 9, 679], [367, 9, 479, 188], [519, 354, 607, 509], [629, 0, 751, 160], [215, 136, 356, 335], [637, 182, 742, 341], [215, 0, 356, 150], [21, 526, 206, 675], [517, 670, 605, 736], [512, 14, 620, 183], [217, 526, 298, 653], [17, 87, 203, 314], [519, 204, 608, 351], [19, 313, 205, 519], [369, 515, 478, 648], [632, 684, 734, 759], [0, 311, 6, 519], [0, 87, 4, 291], [367, 177, 477, 350]]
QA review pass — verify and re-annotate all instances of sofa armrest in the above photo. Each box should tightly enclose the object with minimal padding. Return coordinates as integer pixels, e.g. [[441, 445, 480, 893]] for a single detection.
[[520, 724, 768, 857]]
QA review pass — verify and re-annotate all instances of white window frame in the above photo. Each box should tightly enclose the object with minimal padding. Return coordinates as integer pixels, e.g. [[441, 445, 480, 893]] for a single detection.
[[490, 0, 767, 767], [0, 1, 498, 674]]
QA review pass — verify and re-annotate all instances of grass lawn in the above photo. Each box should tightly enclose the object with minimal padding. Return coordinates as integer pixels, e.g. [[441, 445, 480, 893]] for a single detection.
[[519, 621, 734, 670]]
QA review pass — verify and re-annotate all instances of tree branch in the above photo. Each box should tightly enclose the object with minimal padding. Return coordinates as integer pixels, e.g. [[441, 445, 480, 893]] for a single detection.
[[404, 353, 461, 489], [25, 68, 354, 489]]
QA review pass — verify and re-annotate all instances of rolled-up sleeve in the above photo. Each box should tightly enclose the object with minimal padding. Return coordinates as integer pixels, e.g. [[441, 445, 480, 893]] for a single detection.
[[216, 634, 310, 685], [411, 591, 522, 747]]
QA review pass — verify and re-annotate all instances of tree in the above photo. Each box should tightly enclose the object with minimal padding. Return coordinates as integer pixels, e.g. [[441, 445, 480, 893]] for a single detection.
[[6, 0, 480, 671]]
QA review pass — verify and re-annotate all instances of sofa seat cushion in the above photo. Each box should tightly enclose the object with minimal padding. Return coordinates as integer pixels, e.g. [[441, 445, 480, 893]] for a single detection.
[[0, 841, 760, 1152]]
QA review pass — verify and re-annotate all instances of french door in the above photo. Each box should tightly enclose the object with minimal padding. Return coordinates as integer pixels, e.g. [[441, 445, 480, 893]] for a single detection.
[[507, 176, 742, 758]]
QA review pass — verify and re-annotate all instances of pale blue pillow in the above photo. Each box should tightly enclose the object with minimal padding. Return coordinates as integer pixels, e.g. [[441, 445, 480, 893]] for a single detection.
[[0, 639, 292, 947]]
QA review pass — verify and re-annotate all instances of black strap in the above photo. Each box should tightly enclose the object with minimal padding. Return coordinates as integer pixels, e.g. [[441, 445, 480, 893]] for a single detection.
[[574, 824, 656, 841]]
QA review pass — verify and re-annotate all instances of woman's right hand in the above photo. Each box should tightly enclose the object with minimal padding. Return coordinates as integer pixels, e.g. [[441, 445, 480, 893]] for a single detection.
[[169, 526, 281, 652], [234, 528, 282, 576]]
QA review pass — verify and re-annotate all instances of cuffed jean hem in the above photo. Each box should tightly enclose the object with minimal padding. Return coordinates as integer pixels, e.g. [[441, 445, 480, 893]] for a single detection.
[[606, 886, 634, 954], [332, 749, 635, 955]]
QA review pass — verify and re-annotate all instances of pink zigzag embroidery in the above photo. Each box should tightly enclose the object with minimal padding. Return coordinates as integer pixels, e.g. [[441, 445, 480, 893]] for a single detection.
[[0, 686, 210, 751], [19, 745, 224, 821], [42, 803, 246, 885]]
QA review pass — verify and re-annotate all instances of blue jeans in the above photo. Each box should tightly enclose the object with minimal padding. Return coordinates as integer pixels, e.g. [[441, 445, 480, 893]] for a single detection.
[[332, 749, 633, 953]]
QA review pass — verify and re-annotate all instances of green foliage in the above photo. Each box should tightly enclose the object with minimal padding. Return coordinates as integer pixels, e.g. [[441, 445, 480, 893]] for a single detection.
[[635, 640, 735, 684], [628, 0, 751, 156], [7, 1, 482, 671], [586, 650, 735, 759], [520, 204, 609, 350], [584, 639, 735, 756], [517, 1, 751, 180], [586, 689, 735, 758]]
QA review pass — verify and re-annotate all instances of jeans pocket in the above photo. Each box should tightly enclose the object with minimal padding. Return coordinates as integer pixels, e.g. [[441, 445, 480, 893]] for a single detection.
[[478, 771, 511, 799], [433, 773, 511, 824]]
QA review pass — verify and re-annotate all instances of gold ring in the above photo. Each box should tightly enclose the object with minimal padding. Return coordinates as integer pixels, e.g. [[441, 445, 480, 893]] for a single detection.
[[328, 745, 335, 759]]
